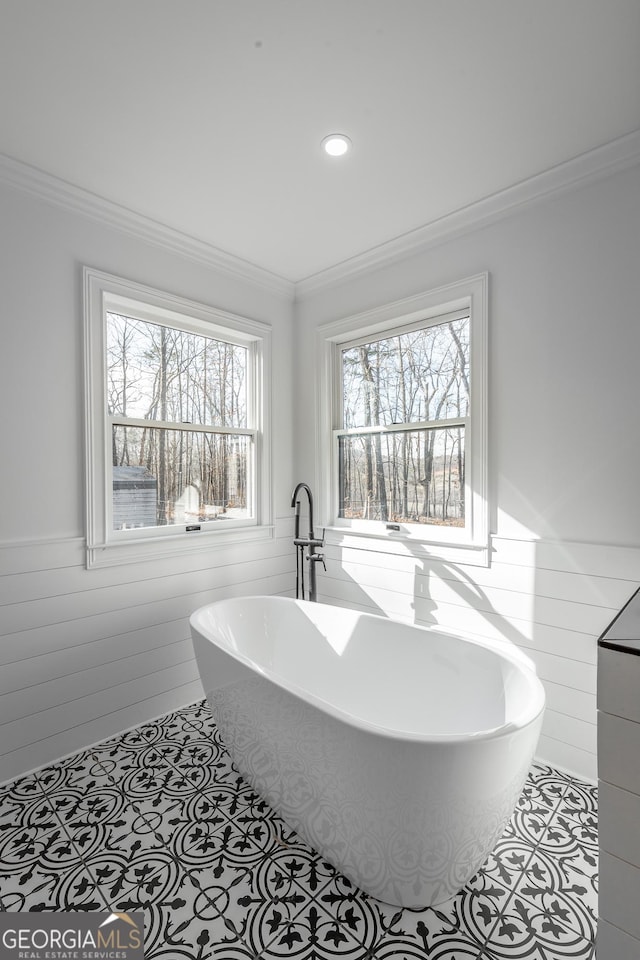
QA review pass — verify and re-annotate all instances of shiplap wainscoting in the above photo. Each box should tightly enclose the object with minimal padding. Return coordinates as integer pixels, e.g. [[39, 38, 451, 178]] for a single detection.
[[0, 519, 295, 784], [3, 524, 638, 786], [317, 535, 640, 783]]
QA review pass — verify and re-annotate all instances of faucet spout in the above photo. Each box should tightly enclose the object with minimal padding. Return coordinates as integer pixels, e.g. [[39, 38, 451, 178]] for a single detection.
[[291, 481, 314, 540]]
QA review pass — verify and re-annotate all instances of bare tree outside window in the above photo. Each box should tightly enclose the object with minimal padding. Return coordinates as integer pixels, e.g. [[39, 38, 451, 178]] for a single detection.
[[107, 313, 250, 530], [339, 316, 469, 527]]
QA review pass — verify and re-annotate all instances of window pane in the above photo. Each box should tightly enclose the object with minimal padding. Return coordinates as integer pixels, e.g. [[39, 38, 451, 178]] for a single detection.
[[112, 425, 250, 529], [106, 313, 247, 427], [342, 317, 469, 428], [338, 426, 465, 526]]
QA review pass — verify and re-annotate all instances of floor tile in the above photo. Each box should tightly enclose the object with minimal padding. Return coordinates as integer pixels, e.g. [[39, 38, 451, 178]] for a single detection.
[[181, 698, 221, 733], [167, 726, 235, 764], [36, 749, 114, 794], [0, 788, 61, 835], [69, 805, 171, 871], [482, 891, 596, 959], [365, 889, 496, 959], [555, 780, 598, 829], [346, 872, 512, 958], [103, 755, 205, 820], [209, 842, 337, 943], [0, 821, 87, 880], [475, 835, 536, 890], [0, 848, 109, 912], [38, 778, 141, 835], [509, 805, 560, 851], [310, 872, 382, 948], [209, 941, 259, 959], [257, 897, 371, 959], [514, 779, 562, 820], [109, 863, 236, 959], [0, 775, 44, 837], [143, 787, 232, 852], [83, 844, 181, 906], [206, 841, 379, 956], [144, 910, 235, 960], [0, 702, 598, 959], [526, 764, 570, 808], [533, 808, 598, 864], [513, 846, 597, 941], [92, 737, 188, 780], [369, 929, 488, 958], [177, 811, 278, 875]]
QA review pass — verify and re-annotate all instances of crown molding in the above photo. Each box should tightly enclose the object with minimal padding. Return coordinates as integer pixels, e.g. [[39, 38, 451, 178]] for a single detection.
[[0, 153, 294, 299], [2, 129, 639, 304], [295, 128, 640, 299]]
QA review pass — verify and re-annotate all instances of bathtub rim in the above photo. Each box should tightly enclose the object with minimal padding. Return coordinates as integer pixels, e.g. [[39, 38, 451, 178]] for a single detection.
[[190, 595, 546, 746]]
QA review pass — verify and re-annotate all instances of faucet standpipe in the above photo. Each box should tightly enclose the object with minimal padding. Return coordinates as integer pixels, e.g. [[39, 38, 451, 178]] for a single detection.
[[290, 483, 325, 601]]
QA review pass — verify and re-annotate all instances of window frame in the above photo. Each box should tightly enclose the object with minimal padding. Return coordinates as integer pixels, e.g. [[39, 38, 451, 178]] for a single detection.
[[83, 267, 273, 568], [316, 273, 489, 565]]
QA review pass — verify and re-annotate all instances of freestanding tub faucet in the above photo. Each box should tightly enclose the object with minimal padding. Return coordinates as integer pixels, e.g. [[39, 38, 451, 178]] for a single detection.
[[291, 482, 325, 601]]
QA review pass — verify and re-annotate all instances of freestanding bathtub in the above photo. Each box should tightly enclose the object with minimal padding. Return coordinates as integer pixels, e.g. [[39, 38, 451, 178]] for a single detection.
[[190, 596, 545, 907]]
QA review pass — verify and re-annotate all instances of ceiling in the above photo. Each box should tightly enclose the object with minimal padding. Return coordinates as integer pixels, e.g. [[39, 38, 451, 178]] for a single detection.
[[1, 0, 639, 284]]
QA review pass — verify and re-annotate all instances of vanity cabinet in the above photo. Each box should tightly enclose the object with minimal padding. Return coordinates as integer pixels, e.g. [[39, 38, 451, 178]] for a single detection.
[[597, 586, 640, 958]]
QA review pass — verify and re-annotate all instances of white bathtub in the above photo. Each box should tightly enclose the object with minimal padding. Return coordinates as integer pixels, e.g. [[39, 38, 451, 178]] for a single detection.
[[190, 595, 545, 907]]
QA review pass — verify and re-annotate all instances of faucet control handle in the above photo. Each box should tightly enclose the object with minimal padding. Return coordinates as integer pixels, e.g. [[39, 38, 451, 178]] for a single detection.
[[309, 552, 326, 572]]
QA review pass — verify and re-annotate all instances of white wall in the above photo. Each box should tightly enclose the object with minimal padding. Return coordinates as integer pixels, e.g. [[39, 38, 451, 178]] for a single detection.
[[2, 159, 639, 786], [0, 181, 296, 783], [295, 162, 640, 782]]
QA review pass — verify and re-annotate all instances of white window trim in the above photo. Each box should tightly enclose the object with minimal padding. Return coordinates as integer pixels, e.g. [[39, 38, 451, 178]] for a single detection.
[[316, 273, 489, 566], [83, 267, 273, 568]]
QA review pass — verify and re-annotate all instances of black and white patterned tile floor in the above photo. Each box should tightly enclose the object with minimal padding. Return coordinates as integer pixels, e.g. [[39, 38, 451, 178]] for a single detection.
[[0, 700, 598, 959]]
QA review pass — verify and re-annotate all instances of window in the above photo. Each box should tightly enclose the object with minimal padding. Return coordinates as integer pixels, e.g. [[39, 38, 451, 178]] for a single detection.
[[317, 274, 488, 563], [84, 268, 272, 567]]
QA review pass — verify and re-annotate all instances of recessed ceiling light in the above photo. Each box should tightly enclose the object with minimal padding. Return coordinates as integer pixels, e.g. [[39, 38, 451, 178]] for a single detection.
[[321, 134, 352, 157]]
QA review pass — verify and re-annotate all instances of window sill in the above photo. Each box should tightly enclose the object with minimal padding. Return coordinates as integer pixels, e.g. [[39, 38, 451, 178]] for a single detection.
[[324, 526, 491, 567], [86, 524, 275, 569]]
